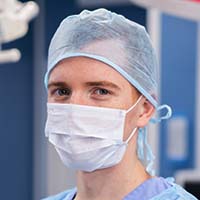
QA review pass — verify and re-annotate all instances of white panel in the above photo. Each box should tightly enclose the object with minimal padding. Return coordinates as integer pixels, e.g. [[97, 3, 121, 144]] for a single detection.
[[167, 117, 188, 159], [176, 170, 200, 186], [146, 9, 161, 175], [130, 0, 200, 21], [33, 0, 47, 199]]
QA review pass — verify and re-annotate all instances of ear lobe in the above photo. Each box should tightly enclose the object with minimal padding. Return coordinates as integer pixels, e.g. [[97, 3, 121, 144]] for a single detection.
[[136, 100, 155, 127]]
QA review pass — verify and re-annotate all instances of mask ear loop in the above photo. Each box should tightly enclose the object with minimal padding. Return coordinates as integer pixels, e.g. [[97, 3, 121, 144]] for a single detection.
[[125, 96, 143, 144], [126, 95, 143, 113], [150, 104, 172, 123], [125, 127, 137, 144]]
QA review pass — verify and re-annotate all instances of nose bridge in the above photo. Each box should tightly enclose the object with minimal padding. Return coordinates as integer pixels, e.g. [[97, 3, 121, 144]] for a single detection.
[[69, 90, 87, 105]]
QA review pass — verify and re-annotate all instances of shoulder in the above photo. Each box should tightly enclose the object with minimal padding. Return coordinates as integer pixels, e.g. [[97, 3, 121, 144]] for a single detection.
[[151, 178, 198, 200], [41, 188, 77, 200]]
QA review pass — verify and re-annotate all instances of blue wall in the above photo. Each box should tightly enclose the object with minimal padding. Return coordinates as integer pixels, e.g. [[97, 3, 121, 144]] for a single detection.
[[160, 14, 198, 177], [0, 25, 34, 199]]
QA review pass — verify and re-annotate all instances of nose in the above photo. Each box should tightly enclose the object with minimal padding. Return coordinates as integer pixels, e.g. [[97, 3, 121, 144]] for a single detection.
[[69, 91, 89, 106]]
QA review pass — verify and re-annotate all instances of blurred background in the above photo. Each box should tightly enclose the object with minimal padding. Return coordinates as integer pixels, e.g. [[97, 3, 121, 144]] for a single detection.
[[0, 0, 200, 199]]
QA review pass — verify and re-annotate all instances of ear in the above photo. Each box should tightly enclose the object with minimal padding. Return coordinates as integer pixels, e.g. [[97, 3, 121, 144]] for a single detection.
[[136, 99, 155, 127]]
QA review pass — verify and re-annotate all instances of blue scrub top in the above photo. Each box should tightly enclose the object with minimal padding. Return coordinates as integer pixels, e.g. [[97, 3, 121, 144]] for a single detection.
[[41, 177, 198, 200]]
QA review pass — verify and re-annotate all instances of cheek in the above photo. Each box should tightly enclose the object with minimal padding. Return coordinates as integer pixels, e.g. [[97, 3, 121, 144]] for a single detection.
[[48, 96, 55, 103], [47, 93, 53, 103]]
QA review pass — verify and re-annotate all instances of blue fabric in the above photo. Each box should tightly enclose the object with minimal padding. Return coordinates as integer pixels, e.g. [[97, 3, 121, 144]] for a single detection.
[[41, 177, 198, 200], [137, 127, 156, 176], [123, 177, 170, 200], [41, 188, 76, 200], [45, 8, 159, 108]]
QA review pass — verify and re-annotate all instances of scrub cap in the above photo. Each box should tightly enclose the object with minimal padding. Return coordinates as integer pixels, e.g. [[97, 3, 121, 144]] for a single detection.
[[45, 8, 172, 175], [46, 8, 158, 107]]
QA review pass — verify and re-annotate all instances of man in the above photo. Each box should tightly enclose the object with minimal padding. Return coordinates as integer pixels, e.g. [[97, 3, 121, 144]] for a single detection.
[[43, 8, 197, 200]]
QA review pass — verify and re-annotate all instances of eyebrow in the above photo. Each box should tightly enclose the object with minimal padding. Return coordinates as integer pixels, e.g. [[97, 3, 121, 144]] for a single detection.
[[85, 81, 121, 90], [48, 81, 68, 89], [48, 81, 121, 91]]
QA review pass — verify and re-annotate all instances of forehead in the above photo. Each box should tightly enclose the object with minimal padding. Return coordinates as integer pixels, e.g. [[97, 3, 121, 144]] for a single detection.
[[49, 56, 133, 87]]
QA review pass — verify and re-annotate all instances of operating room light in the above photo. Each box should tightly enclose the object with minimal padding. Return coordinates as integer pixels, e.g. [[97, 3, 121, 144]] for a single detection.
[[0, 0, 39, 64]]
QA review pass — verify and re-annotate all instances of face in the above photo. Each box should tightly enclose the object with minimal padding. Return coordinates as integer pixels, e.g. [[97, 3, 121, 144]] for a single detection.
[[47, 57, 152, 140]]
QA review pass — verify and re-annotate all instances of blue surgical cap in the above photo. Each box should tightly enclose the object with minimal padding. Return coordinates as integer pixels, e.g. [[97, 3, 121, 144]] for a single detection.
[[45, 8, 158, 107], [45, 8, 172, 175]]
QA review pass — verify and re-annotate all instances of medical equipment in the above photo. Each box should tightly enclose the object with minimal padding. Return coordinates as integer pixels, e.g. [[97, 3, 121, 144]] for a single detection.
[[0, 0, 39, 63], [130, 0, 200, 21]]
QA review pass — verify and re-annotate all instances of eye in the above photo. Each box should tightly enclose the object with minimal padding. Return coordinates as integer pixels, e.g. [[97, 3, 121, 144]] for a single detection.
[[55, 88, 71, 96], [94, 88, 109, 95], [48, 85, 72, 102]]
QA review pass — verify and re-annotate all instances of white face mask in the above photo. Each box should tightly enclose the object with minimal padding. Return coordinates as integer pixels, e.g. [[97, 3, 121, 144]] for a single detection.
[[45, 96, 142, 172]]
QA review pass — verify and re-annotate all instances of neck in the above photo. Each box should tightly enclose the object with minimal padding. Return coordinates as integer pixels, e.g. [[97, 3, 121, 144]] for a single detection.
[[74, 147, 151, 200]]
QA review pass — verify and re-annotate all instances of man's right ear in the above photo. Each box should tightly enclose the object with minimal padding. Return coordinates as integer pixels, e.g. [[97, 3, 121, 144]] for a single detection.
[[136, 99, 155, 128]]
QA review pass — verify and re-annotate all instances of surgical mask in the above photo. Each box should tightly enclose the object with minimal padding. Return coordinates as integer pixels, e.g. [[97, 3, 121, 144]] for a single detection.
[[45, 96, 142, 172]]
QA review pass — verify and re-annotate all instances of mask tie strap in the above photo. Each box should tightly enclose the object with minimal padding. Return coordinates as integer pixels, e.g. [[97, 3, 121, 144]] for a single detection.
[[144, 127, 156, 176], [137, 127, 155, 176], [150, 104, 172, 123], [126, 95, 143, 113]]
